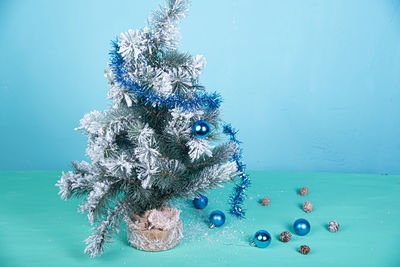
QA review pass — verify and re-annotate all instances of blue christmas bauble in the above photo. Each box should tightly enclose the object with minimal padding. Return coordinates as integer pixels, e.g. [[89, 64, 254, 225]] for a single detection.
[[209, 210, 225, 228], [192, 120, 210, 139], [193, 194, 208, 209], [252, 230, 271, 248], [293, 218, 311, 236]]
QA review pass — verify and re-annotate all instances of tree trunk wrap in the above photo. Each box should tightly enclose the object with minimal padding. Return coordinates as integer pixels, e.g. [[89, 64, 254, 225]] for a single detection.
[[127, 206, 183, 252]]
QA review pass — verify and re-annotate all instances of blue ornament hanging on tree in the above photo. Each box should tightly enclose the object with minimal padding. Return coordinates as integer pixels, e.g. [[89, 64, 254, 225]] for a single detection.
[[293, 218, 311, 236], [192, 120, 210, 139], [209, 210, 225, 228], [193, 194, 208, 209], [251, 230, 271, 248]]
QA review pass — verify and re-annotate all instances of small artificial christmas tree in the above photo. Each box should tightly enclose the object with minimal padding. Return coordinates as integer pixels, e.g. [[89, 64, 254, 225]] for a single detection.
[[56, 0, 249, 257]]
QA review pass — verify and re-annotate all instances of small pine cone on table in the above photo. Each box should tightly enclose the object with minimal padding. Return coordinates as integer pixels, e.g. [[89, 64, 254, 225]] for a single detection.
[[279, 231, 291, 242], [298, 186, 309, 196], [298, 245, 311, 255], [328, 220, 339, 232], [260, 197, 270, 206], [302, 201, 313, 213]]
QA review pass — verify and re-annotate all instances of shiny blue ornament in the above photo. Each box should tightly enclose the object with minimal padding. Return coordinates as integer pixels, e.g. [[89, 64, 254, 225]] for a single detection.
[[293, 218, 311, 236], [192, 120, 210, 139], [193, 194, 208, 209], [251, 230, 271, 248], [209, 210, 225, 228]]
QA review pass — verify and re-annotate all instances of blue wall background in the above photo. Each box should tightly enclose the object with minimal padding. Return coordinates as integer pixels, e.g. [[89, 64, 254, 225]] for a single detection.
[[1, 0, 400, 174]]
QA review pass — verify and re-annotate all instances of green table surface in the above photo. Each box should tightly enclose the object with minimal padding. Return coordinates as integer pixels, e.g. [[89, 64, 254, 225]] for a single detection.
[[0, 171, 399, 267]]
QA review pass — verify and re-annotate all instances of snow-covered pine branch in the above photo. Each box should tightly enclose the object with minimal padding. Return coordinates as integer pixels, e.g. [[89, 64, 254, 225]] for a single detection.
[[149, 0, 189, 50], [79, 180, 124, 224], [188, 142, 238, 169], [180, 161, 238, 197], [56, 161, 100, 200], [84, 200, 127, 258], [130, 123, 162, 189], [75, 110, 107, 135], [187, 138, 213, 161], [57, 171, 92, 200], [154, 159, 187, 190]]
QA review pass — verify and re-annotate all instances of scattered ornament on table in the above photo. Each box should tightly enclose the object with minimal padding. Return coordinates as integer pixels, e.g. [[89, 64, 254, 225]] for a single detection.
[[209, 210, 226, 228], [250, 230, 271, 248], [260, 196, 270, 206], [302, 201, 313, 213], [298, 186, 309, 196], [192, 120, 210, 139], [279, 231, 292, 242], [298, 245, 311, 255], [328, 220, 340, 232], [293, 218, 311, 236], [193, 194, 208, 209]]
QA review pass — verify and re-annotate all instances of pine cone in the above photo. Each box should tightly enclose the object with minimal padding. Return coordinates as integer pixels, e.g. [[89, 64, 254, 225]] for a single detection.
[[328, 220, 339, 232], [279, 231, 291, 242], [260, 197, 270, 206], [302, 201, 313, 213], [298, 245, 310, 255], [298, 186, 309, 196]]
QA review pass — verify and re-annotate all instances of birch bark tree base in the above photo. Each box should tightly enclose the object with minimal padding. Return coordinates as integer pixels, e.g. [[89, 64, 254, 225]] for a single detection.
[[127, 205, 183, 252]]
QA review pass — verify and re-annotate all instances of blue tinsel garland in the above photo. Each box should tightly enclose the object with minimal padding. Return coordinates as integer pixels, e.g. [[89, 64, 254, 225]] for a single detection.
[[223, 124, 251, 218], [109, 39, 222, 111]]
